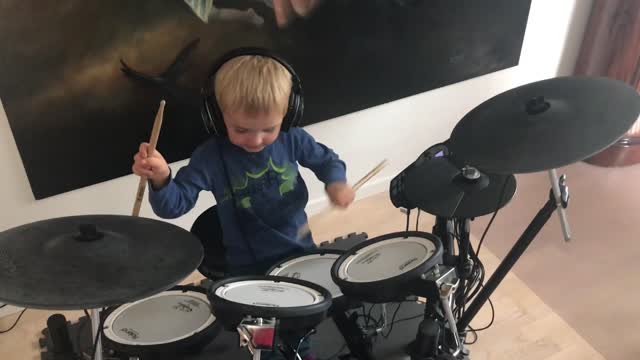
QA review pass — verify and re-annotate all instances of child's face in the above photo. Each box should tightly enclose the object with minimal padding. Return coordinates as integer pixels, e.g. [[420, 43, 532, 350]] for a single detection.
[[223, 109, 284, 153]]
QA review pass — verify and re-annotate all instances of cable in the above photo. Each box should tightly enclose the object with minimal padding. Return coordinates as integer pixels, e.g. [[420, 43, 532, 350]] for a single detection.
[[476, 178, 510, 257], [0, 304, 6, 309], [464, 327, 478, 345], [387, 312, 424, 325], [405, 209, 411, 232], [294, 328, 316, 359], [0, 309, 27, 334], [469, 297, 495, 332], [382, 303, 404, 339], [415, 210, 421, 231]]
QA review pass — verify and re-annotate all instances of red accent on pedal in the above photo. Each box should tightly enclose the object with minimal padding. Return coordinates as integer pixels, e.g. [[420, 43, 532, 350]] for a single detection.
[[251, 328, 275, 349]]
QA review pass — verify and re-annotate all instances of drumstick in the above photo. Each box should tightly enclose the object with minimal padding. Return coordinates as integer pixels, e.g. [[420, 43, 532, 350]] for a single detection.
[[352, 159, 389, 191], [132, 100, 166, 217], [297, 159, 389, 239]]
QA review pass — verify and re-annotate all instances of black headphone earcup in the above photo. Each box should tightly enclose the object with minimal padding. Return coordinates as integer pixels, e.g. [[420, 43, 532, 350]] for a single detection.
[[284, 91, 303, 131], [201, 92, 226, 137], [210, 99, 226, 136]]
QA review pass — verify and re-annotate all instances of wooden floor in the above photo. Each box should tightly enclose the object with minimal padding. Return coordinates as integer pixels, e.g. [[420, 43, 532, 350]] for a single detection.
[[0, 192, 605, 360]]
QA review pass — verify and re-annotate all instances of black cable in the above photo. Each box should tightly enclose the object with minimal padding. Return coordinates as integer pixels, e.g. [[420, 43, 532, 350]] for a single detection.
[[0, 309, 27, 334], [387, 312, 424, 325], [365, 304, 376, 328], [415, 210, 421, 231], [382, 303, 404, 339], [464, 327, 478, 345], [469, 297, 495, 332], [405, 209, 411, 232], [295, 328, 316, 359], [476, 178, 510, 257], [0, 304, 6, 309]]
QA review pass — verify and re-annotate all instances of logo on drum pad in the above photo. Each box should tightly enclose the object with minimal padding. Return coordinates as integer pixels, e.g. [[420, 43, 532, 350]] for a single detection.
[[119, 327, 140, 340], [252, 302, 279, 307], [173, 301, 195, 312], [399, 257, 418, 271], [281, 271, 301, 279], [356, 251, 380, 265], [259, 285, 286, 293]]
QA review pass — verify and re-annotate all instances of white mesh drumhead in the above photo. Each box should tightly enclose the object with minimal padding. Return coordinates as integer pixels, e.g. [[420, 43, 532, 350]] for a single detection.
[[338, 236, 437, 282], [269, 253, 342, 298], [103, 290, 215, 345], [215, 280, 325, 307]]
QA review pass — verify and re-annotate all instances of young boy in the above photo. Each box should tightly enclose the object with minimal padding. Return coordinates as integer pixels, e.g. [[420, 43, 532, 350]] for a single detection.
[[132, 50, 354, 358]]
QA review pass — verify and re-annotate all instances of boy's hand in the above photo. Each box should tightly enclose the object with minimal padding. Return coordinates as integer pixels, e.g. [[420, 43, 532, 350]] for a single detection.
[[326, 182, 355, 208], [132, 142, 170, 189]]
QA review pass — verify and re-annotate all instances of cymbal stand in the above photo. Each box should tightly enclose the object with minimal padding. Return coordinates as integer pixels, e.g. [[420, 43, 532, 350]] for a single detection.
[[457, 180, 569, 331], [90, 309, 103, 360], [548, 170, 571, 241]]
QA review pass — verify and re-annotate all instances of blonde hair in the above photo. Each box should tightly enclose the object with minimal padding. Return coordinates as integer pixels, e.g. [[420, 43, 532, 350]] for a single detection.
[[214, 55, 292, 115]]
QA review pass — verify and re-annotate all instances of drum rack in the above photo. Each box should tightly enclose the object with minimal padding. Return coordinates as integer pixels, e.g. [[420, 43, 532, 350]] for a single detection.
[[406, 182, 569, 359]]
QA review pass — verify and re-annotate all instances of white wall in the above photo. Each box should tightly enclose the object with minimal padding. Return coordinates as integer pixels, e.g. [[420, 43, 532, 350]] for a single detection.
[[0, 0, 594, 314]]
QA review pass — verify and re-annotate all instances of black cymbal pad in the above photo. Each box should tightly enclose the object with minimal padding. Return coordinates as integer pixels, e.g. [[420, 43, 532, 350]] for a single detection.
[[0, 215, 203, 310], [448, 76, 640, 174], [404, 157, 516, 218]]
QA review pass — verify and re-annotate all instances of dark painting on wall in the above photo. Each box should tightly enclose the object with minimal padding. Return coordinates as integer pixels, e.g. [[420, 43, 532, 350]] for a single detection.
[[0, 0, 531, 199]]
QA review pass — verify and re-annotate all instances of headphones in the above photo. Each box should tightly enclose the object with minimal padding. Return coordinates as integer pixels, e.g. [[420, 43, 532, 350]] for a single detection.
[[200, 47, 304, 136]]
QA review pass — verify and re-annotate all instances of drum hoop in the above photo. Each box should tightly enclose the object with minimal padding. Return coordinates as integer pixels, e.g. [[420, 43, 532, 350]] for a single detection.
[[338, 236, 436, 283], [103, 288, 216, 346], [267, 249, 345, 275], [209, 275, 332, 318], [267, 251, 344, 298], [332, 231, 443, 285], [214, 279, 325, 306]]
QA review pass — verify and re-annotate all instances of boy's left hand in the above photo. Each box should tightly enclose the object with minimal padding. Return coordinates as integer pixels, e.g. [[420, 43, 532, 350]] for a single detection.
[[326, 182, 355, 208]]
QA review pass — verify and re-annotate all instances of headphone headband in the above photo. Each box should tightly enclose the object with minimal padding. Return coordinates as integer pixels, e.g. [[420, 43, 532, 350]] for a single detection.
[[201, 47, 304, 136]]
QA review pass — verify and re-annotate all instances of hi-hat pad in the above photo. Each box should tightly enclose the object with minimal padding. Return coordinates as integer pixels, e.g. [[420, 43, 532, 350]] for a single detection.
[[402, 157, 516, 218]]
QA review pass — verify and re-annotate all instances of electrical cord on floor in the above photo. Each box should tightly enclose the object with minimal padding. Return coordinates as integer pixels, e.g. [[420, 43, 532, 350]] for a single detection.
[[0, 309, 27, 334]]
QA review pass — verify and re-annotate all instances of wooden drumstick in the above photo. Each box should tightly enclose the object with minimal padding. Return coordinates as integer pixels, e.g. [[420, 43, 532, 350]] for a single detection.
[[132, 100, 166, 217], [352, 159, 389, 191], [297, 159, 389, 239]]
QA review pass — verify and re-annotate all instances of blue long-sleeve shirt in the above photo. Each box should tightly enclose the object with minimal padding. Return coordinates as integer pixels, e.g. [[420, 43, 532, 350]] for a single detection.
[[149, 128, 347, 268]]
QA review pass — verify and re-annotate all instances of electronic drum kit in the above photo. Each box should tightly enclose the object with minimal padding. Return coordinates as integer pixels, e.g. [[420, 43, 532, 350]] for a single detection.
[[1, 76, 640, 360]]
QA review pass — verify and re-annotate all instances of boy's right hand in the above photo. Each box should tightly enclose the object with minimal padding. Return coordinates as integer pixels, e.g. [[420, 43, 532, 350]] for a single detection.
[[132, 142, 171, 189]]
